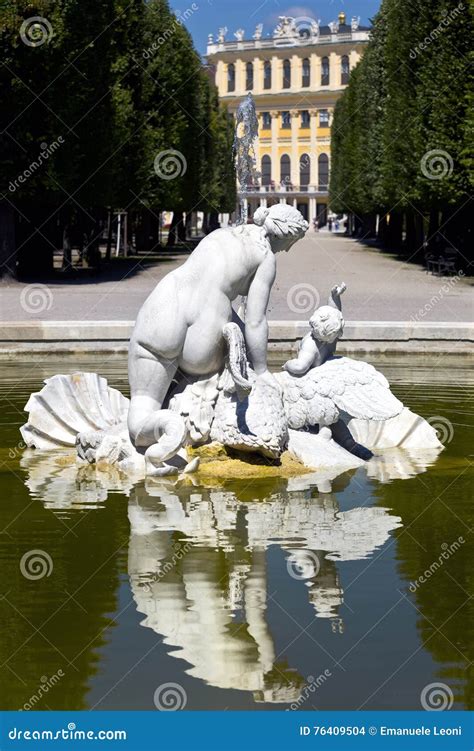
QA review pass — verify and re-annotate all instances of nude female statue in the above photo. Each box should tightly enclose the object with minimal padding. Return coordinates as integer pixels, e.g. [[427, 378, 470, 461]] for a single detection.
[[128, 204, 308, 474]]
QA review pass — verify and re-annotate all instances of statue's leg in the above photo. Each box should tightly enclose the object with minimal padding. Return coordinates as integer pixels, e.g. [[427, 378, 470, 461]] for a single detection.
[[128, 354, 188, 476]]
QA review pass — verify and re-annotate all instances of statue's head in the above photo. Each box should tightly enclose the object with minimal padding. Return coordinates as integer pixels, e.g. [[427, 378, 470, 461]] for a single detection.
[[253, 204, 308, 254], [309, 306, 344, 343]]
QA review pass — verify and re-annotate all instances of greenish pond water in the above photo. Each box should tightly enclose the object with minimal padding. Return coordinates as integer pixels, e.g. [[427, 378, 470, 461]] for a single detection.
[[0, 355, 472, 711]]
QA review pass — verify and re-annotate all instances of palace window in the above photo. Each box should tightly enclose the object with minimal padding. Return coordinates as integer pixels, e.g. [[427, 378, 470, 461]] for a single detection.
[[321, 56, 329, 86], [280, 154, 291, 186], [281, 111, 291, 128], [300, 154, 310, 189], [319, 109, 329, 128], [227, 63, 235, 92], [318, 153, 329, 190], [262, 111, 271, 129], [261, 155, 272, 186], [283, 59, 291, 89], [301, 110, 310, 128], [341, 55, 350, 85], [246, 62, 254, 90], [302, 58, 310, 87], [264, 60, 272, 89]]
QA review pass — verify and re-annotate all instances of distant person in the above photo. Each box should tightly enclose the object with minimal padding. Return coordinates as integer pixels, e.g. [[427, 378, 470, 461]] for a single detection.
[[328, 218, 333, 232]]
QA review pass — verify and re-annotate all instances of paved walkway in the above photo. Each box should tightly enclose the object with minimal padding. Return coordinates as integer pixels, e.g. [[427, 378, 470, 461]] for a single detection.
[[1, 233, 472, 322]]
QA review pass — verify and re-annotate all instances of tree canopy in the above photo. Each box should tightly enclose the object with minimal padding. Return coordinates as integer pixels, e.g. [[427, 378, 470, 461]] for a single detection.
[[330, 0, 473, 267], [0, 0, 235, 275]]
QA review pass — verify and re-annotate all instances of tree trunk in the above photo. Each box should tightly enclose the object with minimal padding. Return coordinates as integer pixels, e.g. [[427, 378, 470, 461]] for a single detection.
[[0, 200, 17, 278], [62, 224, 72, 270], [167, 211, 184, 247], [105, 209, 113, 261]]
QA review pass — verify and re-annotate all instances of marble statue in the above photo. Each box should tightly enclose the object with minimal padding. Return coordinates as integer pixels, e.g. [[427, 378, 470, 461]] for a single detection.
[[234, 28, 245, 42], [126, 203, 307, 474], [21, 253, 443, 481], [19, 92, 442, 485], [253, 23, 263, 41], [274, 16, 296, 38]]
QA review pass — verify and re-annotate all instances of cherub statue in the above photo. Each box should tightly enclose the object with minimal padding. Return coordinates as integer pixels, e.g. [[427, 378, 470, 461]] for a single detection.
[[283, 283, 346, 376], [127, 203, 308, 474]]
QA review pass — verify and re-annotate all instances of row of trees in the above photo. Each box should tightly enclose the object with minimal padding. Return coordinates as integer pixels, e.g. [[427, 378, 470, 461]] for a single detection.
[[0, 0, 236, 276], [330, 0, 473, 268]]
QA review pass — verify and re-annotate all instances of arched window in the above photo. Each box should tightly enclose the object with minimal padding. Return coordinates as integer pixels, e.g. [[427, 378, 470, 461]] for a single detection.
[[341, 55, 350, 85], [227, 63, 235, 92], [321, 56, 329, 86], [283, 59, 291, 89], [246, 61, 254, 90], [318, 153, 329, 190], [280, 154, 291, 187], [302, 58, 310, 87], [261, 155, 272, 187], [300, 154, 310, 189], [264, 60, 272, 89]]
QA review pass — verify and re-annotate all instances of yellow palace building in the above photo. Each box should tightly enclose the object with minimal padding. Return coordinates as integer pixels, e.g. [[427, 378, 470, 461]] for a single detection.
[[206, 12, 370, 227]]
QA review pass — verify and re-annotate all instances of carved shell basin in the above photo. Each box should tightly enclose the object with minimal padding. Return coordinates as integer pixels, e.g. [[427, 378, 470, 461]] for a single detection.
[[21, 372, 130, 450]]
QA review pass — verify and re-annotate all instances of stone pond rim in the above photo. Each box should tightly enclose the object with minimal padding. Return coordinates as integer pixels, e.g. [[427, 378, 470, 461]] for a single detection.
[[1, 320, 472, 357]]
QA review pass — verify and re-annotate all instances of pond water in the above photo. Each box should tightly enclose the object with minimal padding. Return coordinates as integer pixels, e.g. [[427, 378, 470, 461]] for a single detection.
[[0, 355, 472, 712]]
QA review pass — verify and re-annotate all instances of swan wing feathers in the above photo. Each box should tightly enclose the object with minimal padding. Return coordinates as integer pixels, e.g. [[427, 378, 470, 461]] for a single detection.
[[304, 357, 403, 420], [278, 372, 339, 428], [276, 357, 402, 426]]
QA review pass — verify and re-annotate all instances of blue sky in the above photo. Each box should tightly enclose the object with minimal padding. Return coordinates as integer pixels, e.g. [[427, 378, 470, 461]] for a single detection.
[[169, 0, 382, 54]]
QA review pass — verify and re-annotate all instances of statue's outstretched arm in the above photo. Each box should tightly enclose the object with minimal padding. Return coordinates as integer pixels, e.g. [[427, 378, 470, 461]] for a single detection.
[[329, 282, 346, 311], [245, 254, 276, 375]]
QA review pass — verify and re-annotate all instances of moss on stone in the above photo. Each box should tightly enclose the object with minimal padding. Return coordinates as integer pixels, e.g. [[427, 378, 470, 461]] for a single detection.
[[187, 442, 310, 481]]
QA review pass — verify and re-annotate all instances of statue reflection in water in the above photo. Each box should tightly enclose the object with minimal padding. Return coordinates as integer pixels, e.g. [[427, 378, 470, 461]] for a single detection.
[[126, 474, 402, 703], [21, 448, 444, 704]]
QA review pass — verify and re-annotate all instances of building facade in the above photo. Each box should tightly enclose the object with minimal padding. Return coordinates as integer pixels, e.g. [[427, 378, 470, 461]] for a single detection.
[[206, 13, 370, 226]]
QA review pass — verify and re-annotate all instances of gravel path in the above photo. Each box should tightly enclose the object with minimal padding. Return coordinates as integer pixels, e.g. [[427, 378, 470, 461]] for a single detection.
[[1, 232, 472, 322]]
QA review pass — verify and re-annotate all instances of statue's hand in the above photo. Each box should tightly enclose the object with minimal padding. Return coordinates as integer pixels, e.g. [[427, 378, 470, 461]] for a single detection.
[[331, 282, 346, 298]]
